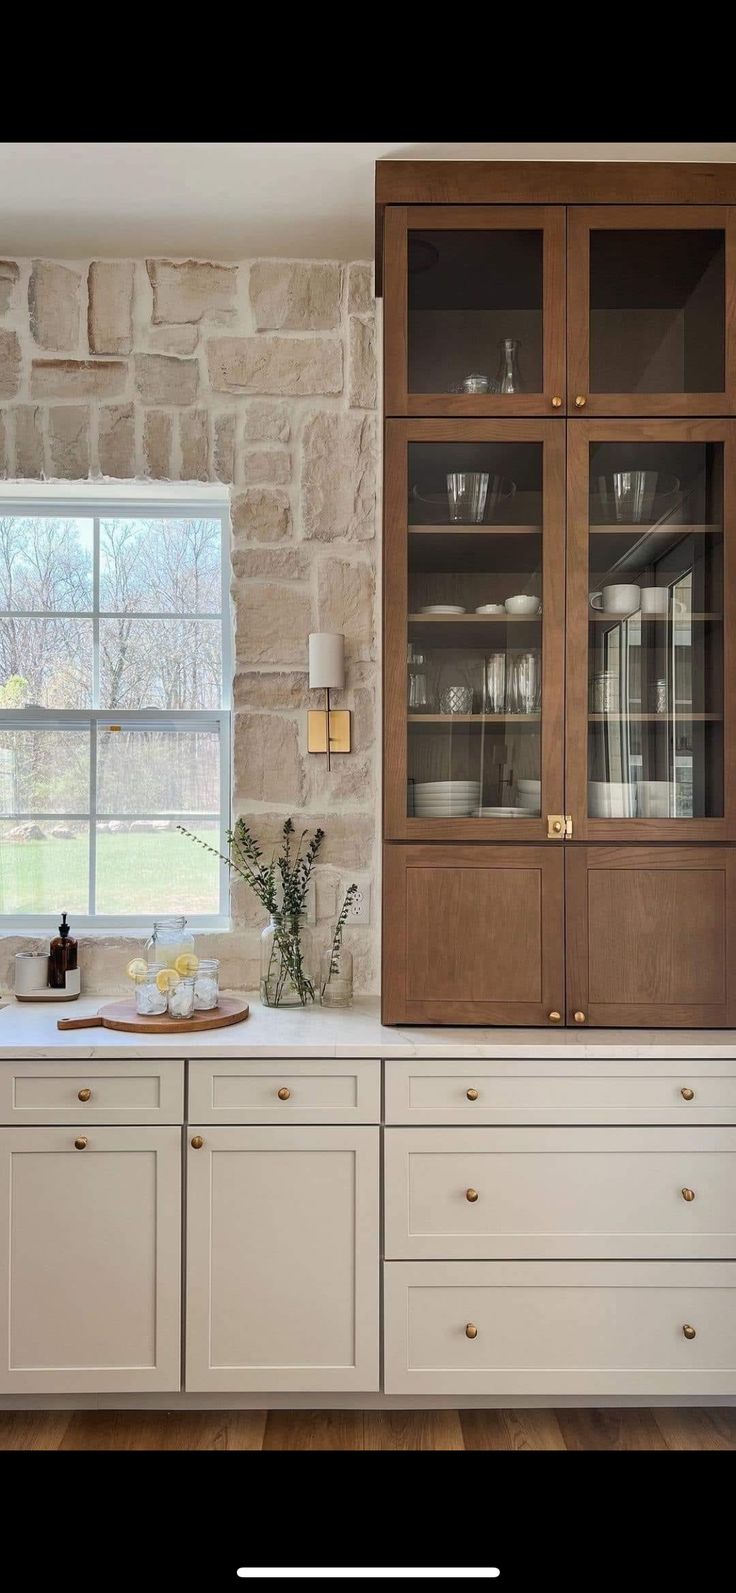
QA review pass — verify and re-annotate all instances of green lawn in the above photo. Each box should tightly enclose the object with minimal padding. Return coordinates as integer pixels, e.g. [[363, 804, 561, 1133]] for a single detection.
[[0, 829, 221, 916]]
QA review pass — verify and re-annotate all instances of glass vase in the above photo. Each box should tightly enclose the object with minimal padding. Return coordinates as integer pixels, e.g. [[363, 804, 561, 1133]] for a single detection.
[[497, 337, 522, 394], [320, 946, 353, 1008], [260, 912, 314, 1008]]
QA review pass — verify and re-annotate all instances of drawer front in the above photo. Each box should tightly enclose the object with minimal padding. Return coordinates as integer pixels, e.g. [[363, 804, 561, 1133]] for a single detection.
[[384, 1058, 736, 1125], [0, 1060, 184, 1125], [384, 1127, 736, 1259], [187, 1058, 381, 1124], [384, 1260, 736, 1395]]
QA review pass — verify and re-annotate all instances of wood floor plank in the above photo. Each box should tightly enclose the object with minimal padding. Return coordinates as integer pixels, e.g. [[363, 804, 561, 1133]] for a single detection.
[[0, 1412, 71, 1450], [364, 1411, 464, 1450], [556, 1408, 668, 1451], [653, 1407, 736, 1451], [262, 1411, 364, 1451], [58, 1412, 267, 1451], [460, 1409, 565, 1450], [459, 1410, 514, 1450]]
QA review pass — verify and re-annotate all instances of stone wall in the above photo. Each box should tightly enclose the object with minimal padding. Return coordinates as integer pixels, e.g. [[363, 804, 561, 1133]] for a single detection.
[[0, 255, 379, 994]]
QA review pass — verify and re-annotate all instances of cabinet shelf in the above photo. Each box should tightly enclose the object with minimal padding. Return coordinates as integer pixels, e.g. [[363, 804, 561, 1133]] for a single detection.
[[588, 712, 722, 722], [589, 611, 719, 622], [409, 524, 541, 535], [409, 713, 540, 727], [590, 524, 721, 535]]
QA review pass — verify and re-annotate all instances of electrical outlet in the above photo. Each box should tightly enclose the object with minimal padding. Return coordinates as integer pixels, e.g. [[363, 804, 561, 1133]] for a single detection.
[[346, 878, 371, 925]]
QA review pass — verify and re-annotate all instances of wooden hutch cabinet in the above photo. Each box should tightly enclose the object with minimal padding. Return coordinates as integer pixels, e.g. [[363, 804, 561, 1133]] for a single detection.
[[378, 161, 736, 1026]]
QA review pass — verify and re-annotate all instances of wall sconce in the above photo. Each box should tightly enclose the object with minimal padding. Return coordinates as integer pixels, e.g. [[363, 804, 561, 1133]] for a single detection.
[[307, 632, 351, 771]]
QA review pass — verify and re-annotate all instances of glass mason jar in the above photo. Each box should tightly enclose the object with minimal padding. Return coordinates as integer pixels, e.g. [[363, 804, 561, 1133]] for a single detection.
[[320, 945, 353, 1008], [134, 965, 167, 1017], [145, 916, 194, 969], [168, 976, 195, 1020], [194, 958, 220, 1010], [260, 912, 314, 1008]]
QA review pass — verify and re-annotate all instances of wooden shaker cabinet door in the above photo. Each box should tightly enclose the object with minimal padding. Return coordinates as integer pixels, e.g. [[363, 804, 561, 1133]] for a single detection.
[[566, 845, 736, 1027], [382, 843, 564, 1025]]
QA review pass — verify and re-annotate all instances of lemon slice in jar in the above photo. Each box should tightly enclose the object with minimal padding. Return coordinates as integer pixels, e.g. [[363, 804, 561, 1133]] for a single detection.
[[174, 953, 199, 977], [126, 957, 148, 982], [155, 967, 181, 994]]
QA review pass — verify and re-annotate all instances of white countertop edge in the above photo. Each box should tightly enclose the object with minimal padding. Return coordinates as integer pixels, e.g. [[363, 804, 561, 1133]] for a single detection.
[[0, 994, 734, 1060]]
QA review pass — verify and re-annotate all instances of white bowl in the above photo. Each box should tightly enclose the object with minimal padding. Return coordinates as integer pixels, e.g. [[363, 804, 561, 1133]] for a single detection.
[[475, 603, 506, 615], [505, 596, 540, 616]]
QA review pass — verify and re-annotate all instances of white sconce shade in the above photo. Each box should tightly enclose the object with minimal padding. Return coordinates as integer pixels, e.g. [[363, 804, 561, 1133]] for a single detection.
[[309, 632, 345, 691]]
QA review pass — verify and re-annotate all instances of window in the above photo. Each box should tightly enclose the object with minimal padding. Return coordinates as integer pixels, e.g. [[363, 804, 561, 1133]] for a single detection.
[[0, 487, 231, 927]]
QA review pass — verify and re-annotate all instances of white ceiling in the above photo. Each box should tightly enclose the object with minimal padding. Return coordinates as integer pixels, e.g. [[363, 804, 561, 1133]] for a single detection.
[[1, 142, 735, 261]]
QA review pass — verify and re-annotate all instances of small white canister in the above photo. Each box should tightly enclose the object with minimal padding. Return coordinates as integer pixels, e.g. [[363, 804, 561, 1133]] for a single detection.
[[15, 952, 49, 995]]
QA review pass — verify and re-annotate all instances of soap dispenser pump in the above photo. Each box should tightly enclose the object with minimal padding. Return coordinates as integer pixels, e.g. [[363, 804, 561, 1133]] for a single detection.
[[48, 912, 78, 990]]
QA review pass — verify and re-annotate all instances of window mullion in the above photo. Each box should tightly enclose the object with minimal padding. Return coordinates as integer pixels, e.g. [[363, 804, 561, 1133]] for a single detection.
[[88, 720, 97, 916], [92, 513, 100, 708]]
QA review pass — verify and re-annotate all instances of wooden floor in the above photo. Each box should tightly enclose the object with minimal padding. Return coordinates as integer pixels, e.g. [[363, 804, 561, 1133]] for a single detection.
[[1, 1407, 735, 1450]]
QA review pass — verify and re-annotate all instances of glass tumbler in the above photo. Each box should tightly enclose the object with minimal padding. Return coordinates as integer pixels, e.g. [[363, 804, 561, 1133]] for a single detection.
[[514, 651, 541, 715], [484, 653, 506, 713], [446, 472, 489, 524]]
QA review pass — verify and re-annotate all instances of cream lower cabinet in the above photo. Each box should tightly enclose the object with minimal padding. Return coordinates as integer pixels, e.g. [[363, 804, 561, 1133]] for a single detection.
[[185, 1126, 380, 1393], [0, 1126, 181, 1394]]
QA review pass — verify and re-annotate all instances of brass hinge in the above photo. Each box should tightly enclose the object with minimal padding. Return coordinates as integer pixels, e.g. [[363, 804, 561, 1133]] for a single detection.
[[547, 814, 573, 839]]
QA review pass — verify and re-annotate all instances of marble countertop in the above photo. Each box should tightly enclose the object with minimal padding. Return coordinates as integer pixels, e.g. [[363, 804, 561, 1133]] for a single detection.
[[0, 994, 734, 1060]]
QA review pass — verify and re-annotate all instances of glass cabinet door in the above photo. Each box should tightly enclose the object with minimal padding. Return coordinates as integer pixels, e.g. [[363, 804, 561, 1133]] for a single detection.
[[568, 207, 735, 415], [384, 206, 565, 417], [384, 420, 564, 839], [567, 422, 735, 839]]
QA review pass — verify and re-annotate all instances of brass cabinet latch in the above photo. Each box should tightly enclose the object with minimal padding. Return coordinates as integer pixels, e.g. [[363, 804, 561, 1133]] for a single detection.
[[547, 814, 573, 839]]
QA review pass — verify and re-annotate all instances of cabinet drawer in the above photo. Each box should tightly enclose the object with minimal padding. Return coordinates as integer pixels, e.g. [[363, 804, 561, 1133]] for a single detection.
[[187, 1058, 380, 1124], [384, 1057, 736, 1125], [384, 1260, 736, 1396], [384, 1127, 736, 1259], [0, 1060, 184, 1125]]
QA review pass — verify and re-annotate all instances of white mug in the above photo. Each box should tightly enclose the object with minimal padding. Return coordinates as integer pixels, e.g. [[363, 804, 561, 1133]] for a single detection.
[[589, 584, 640, 614], [640, 587, 669, 614]]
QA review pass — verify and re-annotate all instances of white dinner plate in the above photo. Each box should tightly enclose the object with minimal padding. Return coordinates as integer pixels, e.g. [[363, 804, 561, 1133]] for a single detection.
[[419, 605, 466, 615], [475, 806, 528, 818]]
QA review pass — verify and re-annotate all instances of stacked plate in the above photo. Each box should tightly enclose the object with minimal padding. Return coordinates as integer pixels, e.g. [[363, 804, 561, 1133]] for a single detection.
[[412, 780, 481, 817], [517, 778, 541, 814], [476, 806, 528, 818]]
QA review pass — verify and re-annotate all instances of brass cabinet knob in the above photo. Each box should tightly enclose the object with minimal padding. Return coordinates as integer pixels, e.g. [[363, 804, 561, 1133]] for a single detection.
[[277, 1087, 291, 1101], [574, 1011, 586, 1024], [575, 395, 587, 408], [551, 395, 563, 408], [465, 1322, 478, 1339], [682, 1187, 696, 1202], [548, 1010, 562, 1023], [552, 819, 563, 833], [465, 1188, 479, 1203], [190, 1135, 205, 1149], [78, 1088, 92, 1102], [74, 1136, 87, 1150], [682, 1324, 696, 1340], [681, 1087, 695, 1101], [466, 1088, 479, 1101]]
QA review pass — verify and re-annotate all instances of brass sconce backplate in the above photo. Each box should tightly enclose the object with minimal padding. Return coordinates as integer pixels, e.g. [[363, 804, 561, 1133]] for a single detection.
[[308, 709, 352, 755]]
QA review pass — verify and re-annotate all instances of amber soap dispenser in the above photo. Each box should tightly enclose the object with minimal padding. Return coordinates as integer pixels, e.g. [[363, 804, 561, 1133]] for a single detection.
[[48, 912, 78, 989]]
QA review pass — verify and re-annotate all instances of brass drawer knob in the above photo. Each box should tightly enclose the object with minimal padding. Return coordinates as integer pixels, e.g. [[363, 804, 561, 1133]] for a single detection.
[[465, 1322, 478, 1340], [78, 1088, 92, 1102], [683, 1324, 696, 1340], [466, 1088, 479, 1101], [277, 1087, 291, 1101], [190, 1135, 205, 1150], [681, 1087, 695, 1101], [74, 1136, 87, 1150], [551, 395, 563, 408], [575, 395, 587, 408], [682, 1187, 696, 1202], [574, 1011, 586, 1024], [465, 1188, 479, 1203], [548, 1010, 562, 1023]]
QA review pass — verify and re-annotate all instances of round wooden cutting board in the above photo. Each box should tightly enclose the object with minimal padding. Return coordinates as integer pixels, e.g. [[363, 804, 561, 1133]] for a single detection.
[[57, 996, 250, 1033]]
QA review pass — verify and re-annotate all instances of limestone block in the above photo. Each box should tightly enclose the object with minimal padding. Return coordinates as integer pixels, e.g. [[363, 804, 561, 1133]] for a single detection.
[[234, 582, 311, 664], [242, 447, 291, 485], [243, 402, 290, 443], [0, 330, 21, 398], [233, 712, 303, 804], [13, 405, 44, 477], [249, 261, 342, 331], [233, 670, 311, 712], [179, 409, 209, 480], [0, 261, 19, 314], [147, 325, 199, 355], [207, 336, 342, 396], [134, 353, 198, 405], [98, 404, 135, 477], [348, 262, 374, 315], [301, 412, 375, 541], [143, 410, 172, 478], [230, 488, 291, 542], [29, 262, 81, 350], [31, 359, 127, 400], [147, 259, 237, 323], [48, 405, 90, 478], [348, 315, 377, 409], [317, 558, 374, 657], [228, 810, 373, 869], [0, 410, 6, 477], [213, 412, 236, 482], [87, 261, 134, 354], [232, 546, 309, 582]]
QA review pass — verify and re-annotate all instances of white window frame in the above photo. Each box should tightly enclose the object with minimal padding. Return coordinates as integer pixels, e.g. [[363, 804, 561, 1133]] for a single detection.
[[0, 484, 232, 931]]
